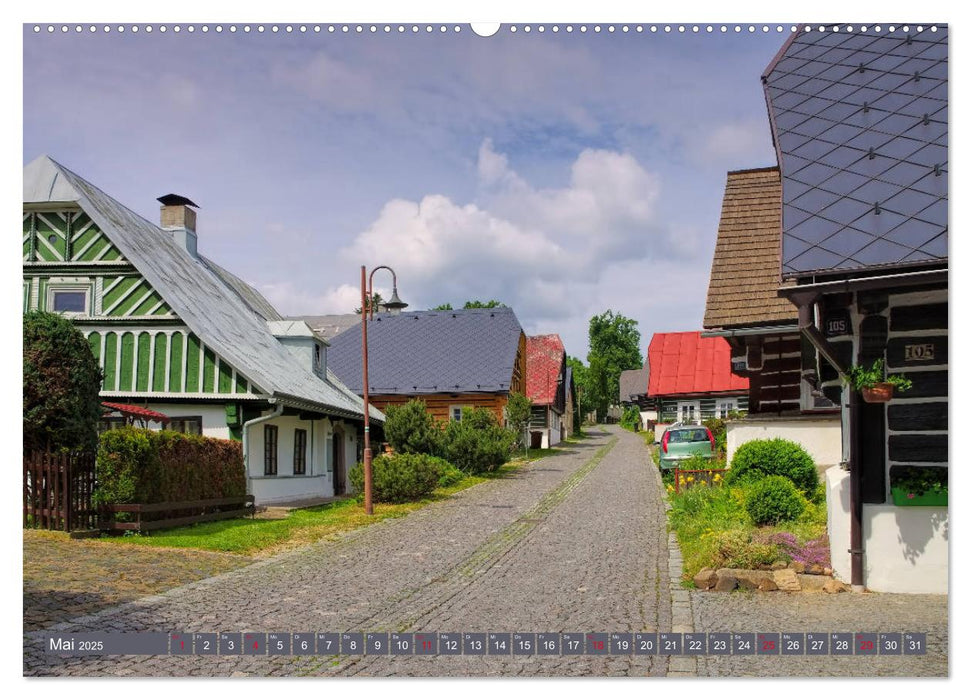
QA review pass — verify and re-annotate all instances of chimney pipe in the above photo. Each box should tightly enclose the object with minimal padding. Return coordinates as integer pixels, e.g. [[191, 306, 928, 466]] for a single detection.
[[157, 194, 199, 257]]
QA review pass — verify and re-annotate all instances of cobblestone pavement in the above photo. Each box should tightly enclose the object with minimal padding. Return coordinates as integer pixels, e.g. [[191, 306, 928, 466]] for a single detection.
[[25, 426, 676, 677], [23, 530, 254, 631], [692, 588, 948, 677]]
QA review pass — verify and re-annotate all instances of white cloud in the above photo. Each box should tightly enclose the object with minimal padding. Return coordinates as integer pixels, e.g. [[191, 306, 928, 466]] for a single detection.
[[309, 140, 705, 328], [259, 281, 361, 316]]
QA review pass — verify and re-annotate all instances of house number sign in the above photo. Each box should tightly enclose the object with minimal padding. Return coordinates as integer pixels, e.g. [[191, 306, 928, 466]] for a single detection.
[[904, 343, 935, 361]]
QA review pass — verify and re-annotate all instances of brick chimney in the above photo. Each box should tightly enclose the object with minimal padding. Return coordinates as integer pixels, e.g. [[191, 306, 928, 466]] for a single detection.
[[158, 194, 199, 257]]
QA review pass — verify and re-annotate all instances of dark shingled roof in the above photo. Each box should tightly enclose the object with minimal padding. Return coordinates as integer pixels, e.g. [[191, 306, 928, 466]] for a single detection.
[[619, 368, 649, 404], [327, 308, 524, 395], [703, 167, 797, 329]]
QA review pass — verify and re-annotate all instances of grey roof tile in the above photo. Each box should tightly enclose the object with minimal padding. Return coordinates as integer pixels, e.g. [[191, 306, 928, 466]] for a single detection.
[[327, 308, 524, 395]]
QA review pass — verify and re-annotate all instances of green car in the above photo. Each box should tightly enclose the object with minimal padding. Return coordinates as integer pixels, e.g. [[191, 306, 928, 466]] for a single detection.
[[658, 424, 715, 470]]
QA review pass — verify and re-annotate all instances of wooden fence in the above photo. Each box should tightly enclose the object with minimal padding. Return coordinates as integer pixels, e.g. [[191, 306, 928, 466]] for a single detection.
[[23, 450, 98, 532], [673, 467, 728, 494]]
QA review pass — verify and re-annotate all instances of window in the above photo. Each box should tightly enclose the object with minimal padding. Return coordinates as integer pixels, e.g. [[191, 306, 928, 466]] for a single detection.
[[313, 344, 322, 373], [264, 425, 278, 475], [294, 428, 307, 475], [52, 290, 87, 313], [717, 400, 737, 419], [677, 402, 699, 423], [98, 417, 127, 433], [449, 405, 473, 422], [167, 417, 202, 435]]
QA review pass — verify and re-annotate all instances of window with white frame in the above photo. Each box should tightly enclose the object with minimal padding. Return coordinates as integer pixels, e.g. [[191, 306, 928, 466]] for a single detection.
[[449, 405, 473, 422], [46, 279, 92, 316], [717, 400, 737, 419], [677, 401, 699, 423]]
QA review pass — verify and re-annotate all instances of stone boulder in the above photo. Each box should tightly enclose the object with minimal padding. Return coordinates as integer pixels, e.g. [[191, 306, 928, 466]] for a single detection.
[[713, 574, 738, 592], [823, 579, 848, 594], [773, 568, 801, 592], [796, 574, 829, 592], [716, 568, 775, 590], [693, 568, 718, 590], [759, 577, 779, 592]]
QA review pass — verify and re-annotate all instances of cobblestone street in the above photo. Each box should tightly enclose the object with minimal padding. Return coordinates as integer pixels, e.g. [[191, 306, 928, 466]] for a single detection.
[[23, 425, 948, 678]]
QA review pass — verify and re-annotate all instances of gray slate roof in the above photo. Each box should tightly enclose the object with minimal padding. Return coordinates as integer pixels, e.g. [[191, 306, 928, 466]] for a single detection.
[[23, 155, 378, 422], [619, 368, 649, 403], [327, 308, 524, 395], [297, 314, 362, 341]]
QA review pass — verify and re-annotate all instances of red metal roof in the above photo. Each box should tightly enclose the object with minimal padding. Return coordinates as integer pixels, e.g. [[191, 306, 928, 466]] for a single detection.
[[647, 332, 748, 397], [525, 334, 565, 405], [101, 402, 171, 423]]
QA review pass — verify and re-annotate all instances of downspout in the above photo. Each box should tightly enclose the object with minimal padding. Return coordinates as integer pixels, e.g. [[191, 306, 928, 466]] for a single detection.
[[241, 401, 285, 498], [794, 300, 863, 591]]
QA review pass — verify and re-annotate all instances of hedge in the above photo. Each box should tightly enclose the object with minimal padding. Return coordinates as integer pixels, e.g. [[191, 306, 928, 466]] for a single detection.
[[348, 452, 444, 503], [94, 427, 245, 506]]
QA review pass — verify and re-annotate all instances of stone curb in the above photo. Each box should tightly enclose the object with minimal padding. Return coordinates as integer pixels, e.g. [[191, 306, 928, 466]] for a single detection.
[[663, 488, 696, 677]]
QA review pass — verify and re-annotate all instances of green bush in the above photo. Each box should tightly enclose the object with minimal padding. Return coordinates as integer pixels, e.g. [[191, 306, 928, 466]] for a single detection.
[[620, 405, 640, 431], [725, 438, 818, 495], [348, 452, 443, 503], [23, 310, 103, 453], [382, 399, 443, 455], [432, 457, 465, 488], [505, 392, 532, 448], [94, 428, 245, 506], [744, 476, 807, 525], [440, 408, 515, 474]]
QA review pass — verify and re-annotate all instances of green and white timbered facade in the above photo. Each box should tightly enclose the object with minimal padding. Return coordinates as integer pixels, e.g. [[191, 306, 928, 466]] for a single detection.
[[24, 155, 380, 504]]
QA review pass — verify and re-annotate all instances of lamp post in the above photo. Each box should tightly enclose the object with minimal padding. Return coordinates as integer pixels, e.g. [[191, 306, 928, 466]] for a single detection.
[[360, 265, 408, 515]]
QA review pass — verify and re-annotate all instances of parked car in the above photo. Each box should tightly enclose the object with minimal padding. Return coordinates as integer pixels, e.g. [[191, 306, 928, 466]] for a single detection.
[[658, 423, 715, 470]]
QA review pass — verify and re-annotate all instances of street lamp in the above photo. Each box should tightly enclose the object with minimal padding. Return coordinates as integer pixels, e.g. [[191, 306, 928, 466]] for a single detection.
[[360, 265, 408, 515]]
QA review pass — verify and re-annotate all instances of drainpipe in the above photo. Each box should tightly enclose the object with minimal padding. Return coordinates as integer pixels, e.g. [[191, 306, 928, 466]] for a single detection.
[[794, 300, 863, 591], [241, 401, 285, 498]]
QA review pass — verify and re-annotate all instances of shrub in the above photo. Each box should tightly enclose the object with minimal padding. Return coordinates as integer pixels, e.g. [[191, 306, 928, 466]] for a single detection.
[[94, 428, 245, 506], [744, 476, 806, 525], [382, 399, 443, 455], [440, 408, 515, 474], [432, 457, 465, 488], [23, 310, 103, 452], [505, 392, 532, 448], [348, 452, 443, 503], [757, 532, 831, 568], [620, 405, 641, 432], [710, 529, 782, 570], [725, 438, 818, 495]]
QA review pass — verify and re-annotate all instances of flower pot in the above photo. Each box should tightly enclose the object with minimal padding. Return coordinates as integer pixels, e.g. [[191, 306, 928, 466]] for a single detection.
[[862, 383, 894, 403], [890, 487, 948, 507]]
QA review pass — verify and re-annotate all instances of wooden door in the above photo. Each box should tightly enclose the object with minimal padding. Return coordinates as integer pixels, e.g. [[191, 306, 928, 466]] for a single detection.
[[332, 429, 345, 495]]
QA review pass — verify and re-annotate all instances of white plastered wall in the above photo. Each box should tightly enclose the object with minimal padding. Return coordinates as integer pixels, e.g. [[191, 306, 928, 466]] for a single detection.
[[726, 416, 842, 467]]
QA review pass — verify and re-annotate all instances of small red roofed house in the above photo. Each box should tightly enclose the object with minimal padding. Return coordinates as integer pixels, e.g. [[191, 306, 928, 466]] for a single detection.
[[525, 334, 567, 449], [647, 331, 749, 427]]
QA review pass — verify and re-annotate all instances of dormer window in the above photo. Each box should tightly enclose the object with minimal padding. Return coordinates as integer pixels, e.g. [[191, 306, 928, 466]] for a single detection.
[[314, 343, 322, 373]]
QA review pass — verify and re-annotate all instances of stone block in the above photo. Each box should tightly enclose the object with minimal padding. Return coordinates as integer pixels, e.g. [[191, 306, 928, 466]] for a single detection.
[[773, 568, 801, 592], [692, 568, 718, 590]]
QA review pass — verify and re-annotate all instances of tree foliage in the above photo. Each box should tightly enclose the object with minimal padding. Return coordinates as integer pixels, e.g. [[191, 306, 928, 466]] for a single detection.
[[440, 408, 515, 474], [504, 392, 532, 447], [566, 356, 594, 429], [23, 310, 103, 452], [586, 310, 642, 421], [432, 300, 506, 311], [353, 292, 384, 315], [382, 399, 443, 455]]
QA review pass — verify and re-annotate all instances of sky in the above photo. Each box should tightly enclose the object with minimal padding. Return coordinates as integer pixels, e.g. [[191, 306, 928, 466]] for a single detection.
[[24, 24, 787, 361]]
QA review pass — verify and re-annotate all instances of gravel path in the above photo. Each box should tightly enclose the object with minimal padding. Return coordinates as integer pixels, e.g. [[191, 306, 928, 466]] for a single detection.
[[24, 426, 674, 677]]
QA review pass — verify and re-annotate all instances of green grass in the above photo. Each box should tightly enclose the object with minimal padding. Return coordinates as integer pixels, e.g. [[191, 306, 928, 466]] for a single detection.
[[666, 481, 827, 581], [99, 461, 525, 557]]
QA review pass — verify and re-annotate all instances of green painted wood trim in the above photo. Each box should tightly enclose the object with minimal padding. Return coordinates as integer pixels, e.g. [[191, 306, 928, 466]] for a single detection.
[[185, 334, 201, 392], [203, 347, 216, 394], [152, 333, 167, 392], [87, 332, 101, 364], [103, 332, 118, 390], [168, 332, 184, 391], [111, 279, 152, 316], [34, 212, 67, 261], [102, 276, 140, 309], [23, 213, 34, 260], [218, 358, 233, 393], [119, 333, 135, 391], [133, 291, 163, 316], [135, 332, 151, 391]]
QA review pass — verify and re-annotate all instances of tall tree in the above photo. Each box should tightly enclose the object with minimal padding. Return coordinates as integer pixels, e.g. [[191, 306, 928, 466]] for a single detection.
[[586, 310, 642, 421], [566, 355, 594, 430], [354, 292, 384, 315], [23, 311, 103, 452]]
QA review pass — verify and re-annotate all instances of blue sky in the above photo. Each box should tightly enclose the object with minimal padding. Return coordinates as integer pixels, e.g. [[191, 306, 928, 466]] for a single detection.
[[24, 24, 786, 359]]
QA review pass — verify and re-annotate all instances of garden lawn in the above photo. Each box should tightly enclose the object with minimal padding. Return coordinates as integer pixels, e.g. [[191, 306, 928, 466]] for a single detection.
[[666, 482, 828, 584], [98, 460, 532, 557]]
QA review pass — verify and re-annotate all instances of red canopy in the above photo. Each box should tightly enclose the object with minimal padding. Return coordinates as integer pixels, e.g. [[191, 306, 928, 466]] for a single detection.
[[101, 402, 171, 425]]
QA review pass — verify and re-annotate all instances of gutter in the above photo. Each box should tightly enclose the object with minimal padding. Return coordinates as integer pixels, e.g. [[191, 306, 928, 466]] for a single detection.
[[701, 324, 799, 339], [241, 401, 284, 497]]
